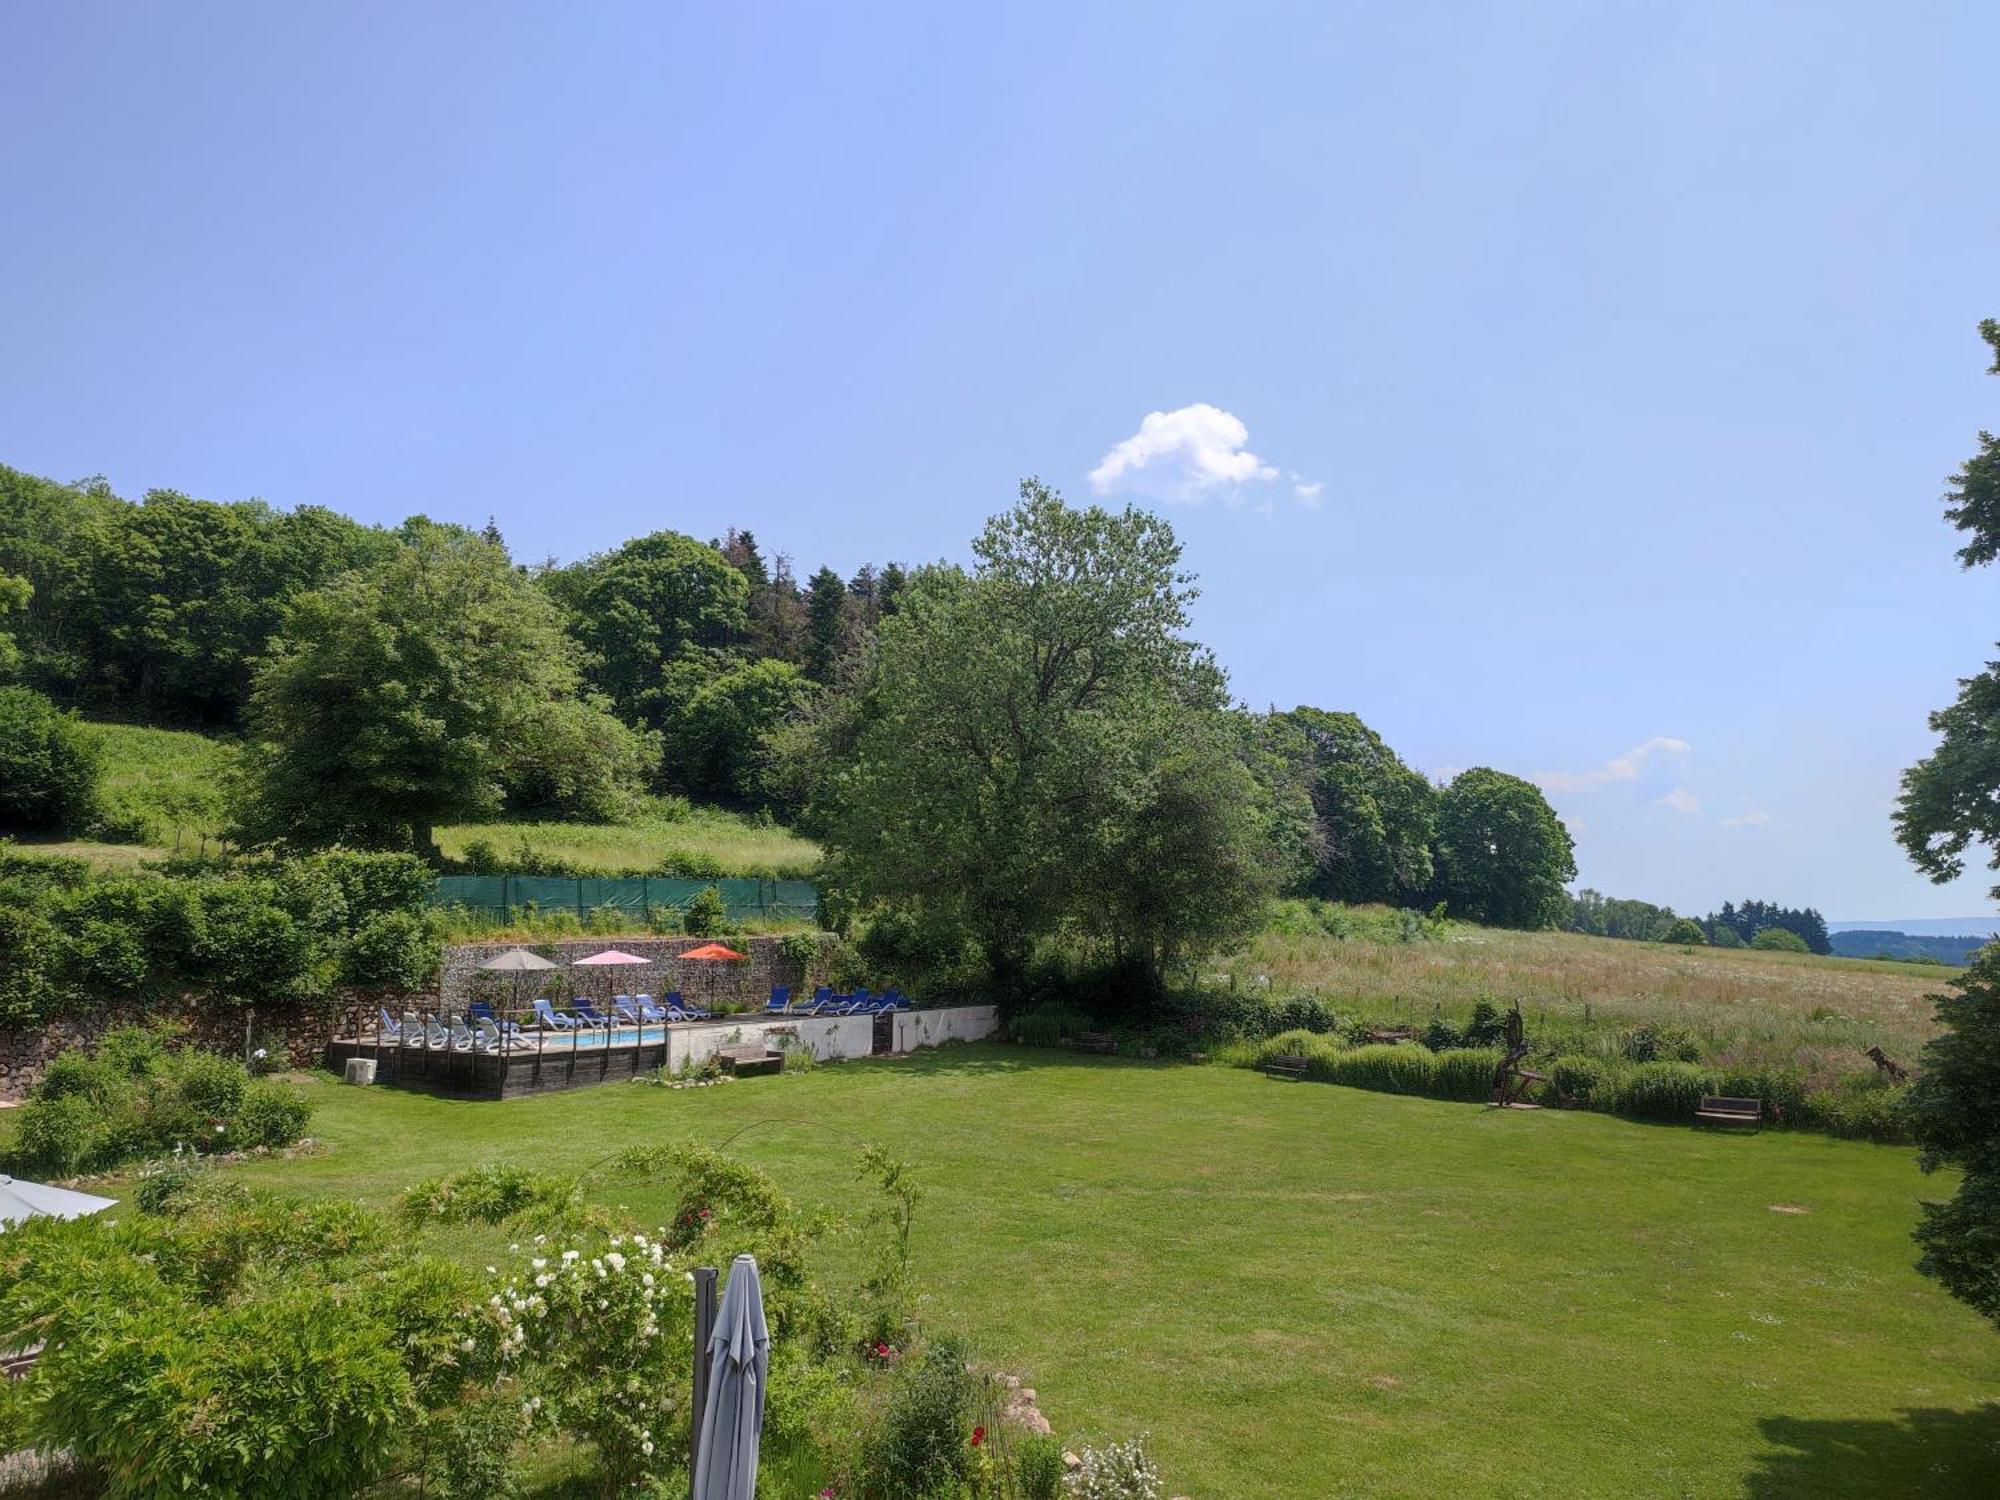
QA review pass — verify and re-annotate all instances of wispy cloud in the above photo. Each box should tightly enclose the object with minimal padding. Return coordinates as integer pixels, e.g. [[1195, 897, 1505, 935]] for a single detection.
[[1656, 786, 1702, 817], [1539, 736, 1691, 795], [1089, 404, 1319, 506], [1721, 805, 1771, 829]]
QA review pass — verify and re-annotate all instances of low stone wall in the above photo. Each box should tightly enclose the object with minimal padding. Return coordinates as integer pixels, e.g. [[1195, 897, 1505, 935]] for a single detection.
[[441, 935, 827, 1014], [0, 994, 367, 1101]]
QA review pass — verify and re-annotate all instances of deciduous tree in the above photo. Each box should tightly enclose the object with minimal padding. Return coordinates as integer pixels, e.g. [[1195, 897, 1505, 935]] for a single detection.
[[819, 481, 1273, 985], [236, 526, 638, 858], [1433, 768, 1575, 929]]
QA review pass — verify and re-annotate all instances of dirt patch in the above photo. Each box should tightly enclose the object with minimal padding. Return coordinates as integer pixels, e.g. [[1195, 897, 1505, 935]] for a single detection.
[[1767, 1204, 1812, 1215]]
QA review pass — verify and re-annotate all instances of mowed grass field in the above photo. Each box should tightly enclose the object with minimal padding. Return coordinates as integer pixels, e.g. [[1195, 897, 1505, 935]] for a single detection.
[[214, 1047, 1997, 1499], [1217, 911, 1952, 1072]]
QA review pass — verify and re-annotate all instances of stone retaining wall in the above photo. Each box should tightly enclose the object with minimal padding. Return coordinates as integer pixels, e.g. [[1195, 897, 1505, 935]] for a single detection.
[[0, 994, 372, 1101]]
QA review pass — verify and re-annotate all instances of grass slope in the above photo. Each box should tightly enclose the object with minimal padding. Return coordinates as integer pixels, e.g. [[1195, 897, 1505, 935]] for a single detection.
[[25, 720, 820, 878], [434, 809, 818, 879], [1221, 904, 1950, 1073], [219, 1048, 1995, 1499]]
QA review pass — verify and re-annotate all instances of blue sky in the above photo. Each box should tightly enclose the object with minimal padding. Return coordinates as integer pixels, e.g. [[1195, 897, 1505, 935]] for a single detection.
[[3, 3, 1997, 921]]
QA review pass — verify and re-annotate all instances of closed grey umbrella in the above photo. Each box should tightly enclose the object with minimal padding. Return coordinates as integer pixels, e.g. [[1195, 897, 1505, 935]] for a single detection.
[[691, 1254, 769, 1500]]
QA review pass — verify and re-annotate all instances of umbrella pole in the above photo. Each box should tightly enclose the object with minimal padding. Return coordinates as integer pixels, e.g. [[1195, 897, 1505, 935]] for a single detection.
[[690, 1265, 717, 1495]]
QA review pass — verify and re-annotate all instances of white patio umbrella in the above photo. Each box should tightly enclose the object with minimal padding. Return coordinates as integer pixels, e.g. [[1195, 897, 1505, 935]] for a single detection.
[[478, 947, 562, 1015], [692, 1254, 770, 1500], [0, 1175, 116, 1230], [476, 947, 561, 973]]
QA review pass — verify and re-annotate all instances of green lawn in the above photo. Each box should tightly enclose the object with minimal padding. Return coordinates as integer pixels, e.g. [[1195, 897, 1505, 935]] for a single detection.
[[221, 1046, 1997, 1499]]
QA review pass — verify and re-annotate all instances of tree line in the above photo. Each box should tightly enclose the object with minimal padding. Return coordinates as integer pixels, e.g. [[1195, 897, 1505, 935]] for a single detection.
[[0, 465, 1581, 980], [1566, 890, 1831, 954]]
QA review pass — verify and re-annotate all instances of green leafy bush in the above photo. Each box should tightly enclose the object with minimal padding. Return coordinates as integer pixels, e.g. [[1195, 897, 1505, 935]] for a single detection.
[[2, 1026, 312, 1177], [1433, 1047, 1503, 1101], [234, 1079, 313, 1148], [684, 883, 729, 937], [398, 1162, 587, 1232], [1548, 1054, 1606, 1103], [0, 686, 103, 832], [1751, 926, 1810, 953], [1612, 1061, 1714, 1121], [338, 908, 444, 988], [1009, 1003, 1092, 1048], [1661, 917, 1707, 945], [1015, 1432, 1066, 1500], [858, 1334, 982, 1498], [1320, 1043, 1442, 1096], [1802, 1081, 1913, 1142]]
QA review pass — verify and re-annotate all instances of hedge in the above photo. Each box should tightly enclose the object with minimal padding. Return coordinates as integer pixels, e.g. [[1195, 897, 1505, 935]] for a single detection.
[[1245, 1033, 1912, 1142]]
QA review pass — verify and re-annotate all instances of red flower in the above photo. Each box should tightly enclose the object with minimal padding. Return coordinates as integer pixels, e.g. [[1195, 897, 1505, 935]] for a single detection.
[[970, 1426, 985, 1448]]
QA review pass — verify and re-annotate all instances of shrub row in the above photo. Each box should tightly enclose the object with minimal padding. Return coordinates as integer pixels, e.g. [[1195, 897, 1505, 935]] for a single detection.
[[4, 1024, 314, 1177], [1246, 1034, 1913, 1141], [0, 848, 441, 1024]]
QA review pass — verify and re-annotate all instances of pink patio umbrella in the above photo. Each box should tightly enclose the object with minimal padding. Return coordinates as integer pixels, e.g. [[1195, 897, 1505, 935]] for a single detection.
[[571, 949, 653, 1005]]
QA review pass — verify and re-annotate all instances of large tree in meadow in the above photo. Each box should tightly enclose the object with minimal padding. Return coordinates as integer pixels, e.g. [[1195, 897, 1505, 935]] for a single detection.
[[819, 481, 1273, 985], [1432, 768, 1575, 929], [236, 525, 645, 858], [1893, 318, 2000, 1325]]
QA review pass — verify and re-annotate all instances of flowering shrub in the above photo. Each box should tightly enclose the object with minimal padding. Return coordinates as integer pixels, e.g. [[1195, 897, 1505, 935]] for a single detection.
[[485, 1229, 694, 1491], [1066, 1438, 1164, 1500]]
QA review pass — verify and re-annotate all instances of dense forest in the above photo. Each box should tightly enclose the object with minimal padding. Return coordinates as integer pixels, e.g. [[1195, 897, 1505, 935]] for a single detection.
[[0, 461, 1585, 983]]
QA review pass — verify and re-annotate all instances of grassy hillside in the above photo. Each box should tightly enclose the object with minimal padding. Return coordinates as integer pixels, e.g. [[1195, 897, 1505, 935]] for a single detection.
[[184, 1051, 1999, 1498], [28, 719, 820, 878], [1218, 901, 1948, 1076], [435, 807, 818, 879]]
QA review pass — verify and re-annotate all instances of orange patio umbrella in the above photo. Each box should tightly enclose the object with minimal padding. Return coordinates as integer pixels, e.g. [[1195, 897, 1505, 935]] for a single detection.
[[679, 943, 746, 961]]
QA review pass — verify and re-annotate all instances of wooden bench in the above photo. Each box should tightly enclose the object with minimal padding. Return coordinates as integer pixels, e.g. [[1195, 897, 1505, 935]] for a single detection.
[[718, 1045, 783, 1078], [1365, 1028, 1416, 1045], [1072, 1031, 1117, 1054], [1261, 1053, 1309, 1081], [1696, 1095, 1762, 1129]]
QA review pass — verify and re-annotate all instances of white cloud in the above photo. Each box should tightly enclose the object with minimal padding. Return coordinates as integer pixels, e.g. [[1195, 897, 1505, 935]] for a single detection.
[[1539, 736, 1691, 794], [1722, 806, 1771, 829], [1090, 404, 1317, 506], [1656, 786, 1702, 817], [1291, 473, 1324, 507]]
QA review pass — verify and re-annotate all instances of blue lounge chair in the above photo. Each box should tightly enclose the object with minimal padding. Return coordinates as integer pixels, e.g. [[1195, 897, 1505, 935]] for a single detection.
[[766, 986, 792, 1014], [880, 988, 906, 1011], [635, 995, 670, 1023], [572, 999, 614, 1029], [377, 1007, 402, 1040], [532, 998, 579, 1030], [811, 986, 833, 1007], [813, 992, 856, 1016]]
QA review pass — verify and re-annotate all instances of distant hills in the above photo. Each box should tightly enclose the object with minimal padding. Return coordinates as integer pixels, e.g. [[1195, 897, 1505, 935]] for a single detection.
[[1828, 917, 1998, 937], [1827, 925, 1994, 966]]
